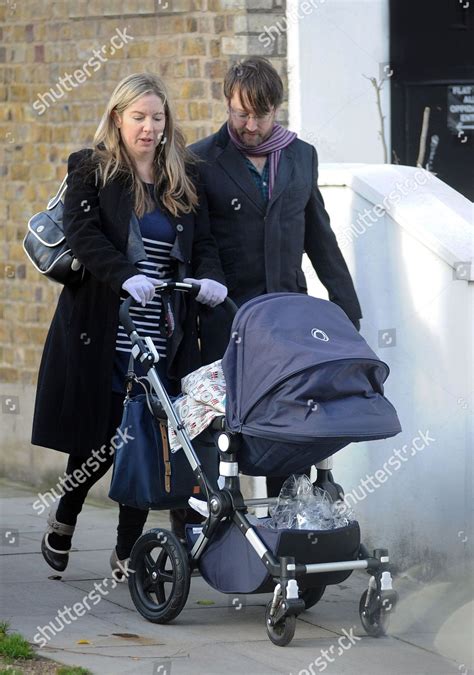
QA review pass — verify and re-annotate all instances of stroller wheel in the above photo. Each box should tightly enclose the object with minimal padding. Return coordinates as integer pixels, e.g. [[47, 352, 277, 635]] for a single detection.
[[265, 600, 296, 647], [359, 589, 389, 637], [300, 585, 326, 610], [128, 528, 190, 624]]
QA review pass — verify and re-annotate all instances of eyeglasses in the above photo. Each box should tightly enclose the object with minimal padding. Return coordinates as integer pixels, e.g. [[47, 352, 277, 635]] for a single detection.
[[228, 107, 274, 123]]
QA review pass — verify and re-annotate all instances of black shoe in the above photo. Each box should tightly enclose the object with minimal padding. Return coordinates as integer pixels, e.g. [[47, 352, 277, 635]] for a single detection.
[[41, 532, 70, 572], [41, 511, 75, 572], [110, 547, 130, 583]]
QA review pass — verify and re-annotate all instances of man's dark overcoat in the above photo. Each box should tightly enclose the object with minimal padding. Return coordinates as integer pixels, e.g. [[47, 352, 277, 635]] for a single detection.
[[190, 124, 362, 361]]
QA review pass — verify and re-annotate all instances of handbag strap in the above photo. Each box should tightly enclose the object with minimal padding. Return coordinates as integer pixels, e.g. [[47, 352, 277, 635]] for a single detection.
[[124, 353, 163, 423], [124, 353, 138, 396], [47, 174, 68, 210], [159, 422, 172, 493], [46, 164, 100, 210]]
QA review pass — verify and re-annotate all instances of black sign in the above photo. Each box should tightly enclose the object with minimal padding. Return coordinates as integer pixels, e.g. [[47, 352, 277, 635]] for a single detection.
[[447, 84, 474, 135]]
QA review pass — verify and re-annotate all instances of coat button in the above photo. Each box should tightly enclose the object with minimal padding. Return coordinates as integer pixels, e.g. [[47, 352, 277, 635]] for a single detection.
[[176, 223, 184, 232]]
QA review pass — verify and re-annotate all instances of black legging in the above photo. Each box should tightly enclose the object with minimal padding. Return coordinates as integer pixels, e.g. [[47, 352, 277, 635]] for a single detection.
[[55, 391, 148, 559]]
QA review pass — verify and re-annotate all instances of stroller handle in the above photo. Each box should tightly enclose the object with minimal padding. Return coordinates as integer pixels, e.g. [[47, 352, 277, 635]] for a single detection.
[[119, 280, 237, 338]]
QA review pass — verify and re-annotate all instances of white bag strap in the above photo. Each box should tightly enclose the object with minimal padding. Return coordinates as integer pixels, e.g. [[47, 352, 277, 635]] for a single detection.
[[46, 164, 100, 210], [47, 174, 68, 210]]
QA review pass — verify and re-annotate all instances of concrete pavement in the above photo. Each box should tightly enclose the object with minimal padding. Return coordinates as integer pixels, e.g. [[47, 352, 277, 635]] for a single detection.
[[1, 480, 473, 675]]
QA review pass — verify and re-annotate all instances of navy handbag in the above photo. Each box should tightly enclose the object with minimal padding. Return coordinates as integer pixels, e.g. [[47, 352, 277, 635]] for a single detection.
[[109, 393, 219, 511]]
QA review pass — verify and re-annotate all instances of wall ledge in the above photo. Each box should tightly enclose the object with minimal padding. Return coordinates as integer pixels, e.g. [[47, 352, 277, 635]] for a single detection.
[[319, 163, 474, 280]]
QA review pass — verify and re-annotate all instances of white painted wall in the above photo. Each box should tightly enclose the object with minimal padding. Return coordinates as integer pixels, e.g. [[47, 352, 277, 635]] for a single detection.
[[288, 0, 391, 163], [304, 163, 473, 578]]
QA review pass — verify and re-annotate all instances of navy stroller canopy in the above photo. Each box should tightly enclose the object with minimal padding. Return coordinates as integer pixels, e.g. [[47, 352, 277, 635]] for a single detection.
[[222, 294, 401, 475]]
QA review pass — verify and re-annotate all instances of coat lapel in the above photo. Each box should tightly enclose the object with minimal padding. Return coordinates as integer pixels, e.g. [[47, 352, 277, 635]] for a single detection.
[[166, 211, 189, 263], [101, 179, 133, 252], [262, 144, 296, 292], [216, 143, 266, 214], [266, 143, 296, 212]]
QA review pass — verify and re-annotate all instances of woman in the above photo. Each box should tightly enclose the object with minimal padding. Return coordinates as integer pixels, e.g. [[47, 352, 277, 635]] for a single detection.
[[31, 73, 227, 576]]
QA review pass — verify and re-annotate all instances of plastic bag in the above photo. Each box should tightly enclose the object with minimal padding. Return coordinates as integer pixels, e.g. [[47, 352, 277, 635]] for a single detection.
[[266, 474, 354, 530]]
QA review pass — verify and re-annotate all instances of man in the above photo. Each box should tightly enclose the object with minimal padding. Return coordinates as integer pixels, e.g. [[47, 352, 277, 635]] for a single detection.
[[191, 57, 362, 497]]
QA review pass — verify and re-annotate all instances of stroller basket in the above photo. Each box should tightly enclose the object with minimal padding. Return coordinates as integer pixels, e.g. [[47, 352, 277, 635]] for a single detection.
[[187, 518, 361, 594]]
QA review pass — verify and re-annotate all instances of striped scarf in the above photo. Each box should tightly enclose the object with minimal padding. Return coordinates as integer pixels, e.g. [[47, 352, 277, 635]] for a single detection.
[[227, 122, 297, 198]]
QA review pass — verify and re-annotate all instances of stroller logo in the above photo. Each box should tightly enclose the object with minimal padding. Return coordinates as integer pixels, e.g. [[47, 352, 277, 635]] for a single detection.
[[311, 328, 329, 342]]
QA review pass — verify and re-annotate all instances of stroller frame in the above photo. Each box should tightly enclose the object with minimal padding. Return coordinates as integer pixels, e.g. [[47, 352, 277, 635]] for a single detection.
[[120, 285, 399, 646]]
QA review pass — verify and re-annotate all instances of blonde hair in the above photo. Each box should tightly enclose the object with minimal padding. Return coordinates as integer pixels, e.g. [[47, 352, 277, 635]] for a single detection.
[[91, 73, 197, 217]]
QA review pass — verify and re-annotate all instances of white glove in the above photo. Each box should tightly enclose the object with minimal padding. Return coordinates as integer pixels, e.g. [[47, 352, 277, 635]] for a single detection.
[[183, 278, 228, 307], [122, 274, 156, 307]]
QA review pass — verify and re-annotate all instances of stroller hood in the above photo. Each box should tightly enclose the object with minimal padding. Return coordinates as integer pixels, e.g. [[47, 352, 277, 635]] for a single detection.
[[222, 294, 401, 450]]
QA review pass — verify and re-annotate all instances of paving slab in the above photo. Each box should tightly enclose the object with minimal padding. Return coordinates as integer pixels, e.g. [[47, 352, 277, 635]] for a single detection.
[[1, 481, 473, 675]]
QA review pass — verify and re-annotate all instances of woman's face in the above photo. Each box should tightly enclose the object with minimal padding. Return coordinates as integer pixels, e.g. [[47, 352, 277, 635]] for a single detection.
[[113, 93, 166, 163]]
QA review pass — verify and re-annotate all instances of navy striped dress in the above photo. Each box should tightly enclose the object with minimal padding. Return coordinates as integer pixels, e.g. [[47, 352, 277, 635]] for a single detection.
[[112, 185, 176, 393]]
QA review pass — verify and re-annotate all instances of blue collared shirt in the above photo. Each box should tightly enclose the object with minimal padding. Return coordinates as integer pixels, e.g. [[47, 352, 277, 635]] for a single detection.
[[244, 156, 270, 203]]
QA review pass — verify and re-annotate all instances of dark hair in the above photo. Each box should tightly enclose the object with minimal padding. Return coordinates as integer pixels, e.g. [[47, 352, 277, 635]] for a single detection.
[[223, 57, 284, 115]]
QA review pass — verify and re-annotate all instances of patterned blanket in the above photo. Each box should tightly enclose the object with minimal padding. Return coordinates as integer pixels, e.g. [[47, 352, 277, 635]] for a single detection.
[[168, 360, 226, 451]]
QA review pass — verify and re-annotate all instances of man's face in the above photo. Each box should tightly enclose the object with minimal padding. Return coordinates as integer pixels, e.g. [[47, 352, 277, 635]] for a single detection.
[[227, 90, 276, 148]]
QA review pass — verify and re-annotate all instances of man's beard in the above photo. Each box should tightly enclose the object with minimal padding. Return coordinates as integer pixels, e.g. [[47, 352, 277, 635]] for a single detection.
[[229, 120, 273, 147]]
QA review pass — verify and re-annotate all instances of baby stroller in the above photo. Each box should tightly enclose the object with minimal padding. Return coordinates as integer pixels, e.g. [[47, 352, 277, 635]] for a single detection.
[[120, 284, 402, 646]]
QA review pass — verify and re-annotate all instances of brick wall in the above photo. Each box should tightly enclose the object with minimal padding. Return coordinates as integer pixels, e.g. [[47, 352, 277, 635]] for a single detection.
[[0, 0, 287, 481]]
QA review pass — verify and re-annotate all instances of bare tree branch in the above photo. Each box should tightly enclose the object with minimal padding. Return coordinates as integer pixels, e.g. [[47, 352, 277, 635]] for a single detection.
[[363, 74, 388, 163]]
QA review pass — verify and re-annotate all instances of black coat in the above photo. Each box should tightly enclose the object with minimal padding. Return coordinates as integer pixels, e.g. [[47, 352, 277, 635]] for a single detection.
[[190, 124, 362, 361], [32, 149, 225, 457]]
